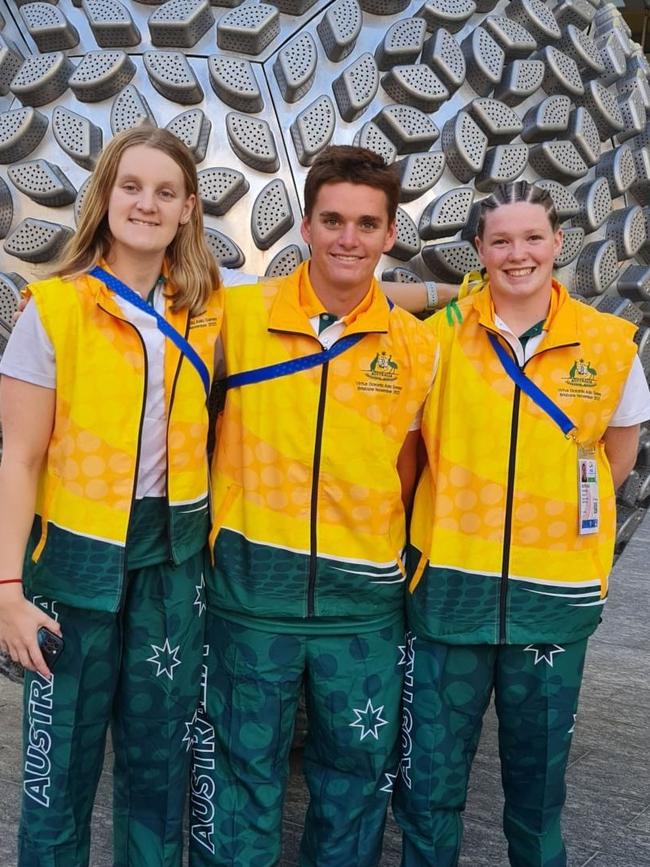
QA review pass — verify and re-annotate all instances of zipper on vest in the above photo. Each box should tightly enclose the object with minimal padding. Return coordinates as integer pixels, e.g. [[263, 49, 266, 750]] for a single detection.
[[164, 313, 191, 565], [307, 362, 329, 618], [499, 383, 520, 644], [496, 337, 579, 642], [98, 304, 147, 611]]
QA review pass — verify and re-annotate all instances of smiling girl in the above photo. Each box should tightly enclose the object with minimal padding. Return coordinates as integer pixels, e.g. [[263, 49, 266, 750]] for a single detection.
[[394, 181, 650, 867], [0, 127, 221, 867]]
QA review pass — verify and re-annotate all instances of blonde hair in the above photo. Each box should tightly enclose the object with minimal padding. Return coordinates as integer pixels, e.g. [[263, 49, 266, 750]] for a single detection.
[[51, 126, 221, 314]]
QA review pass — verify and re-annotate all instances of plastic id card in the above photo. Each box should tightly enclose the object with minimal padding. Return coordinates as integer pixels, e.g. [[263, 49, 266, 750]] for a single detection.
[[578, 446, 599, 535]]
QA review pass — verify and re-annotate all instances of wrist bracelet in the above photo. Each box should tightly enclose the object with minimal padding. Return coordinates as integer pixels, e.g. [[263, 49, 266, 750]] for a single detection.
[[0, 578, 22, 585], [424, 281, 438, 312]]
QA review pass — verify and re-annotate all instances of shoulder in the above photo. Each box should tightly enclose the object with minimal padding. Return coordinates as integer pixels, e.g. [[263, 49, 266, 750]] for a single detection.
[[29, 274, 90, 309], [569, 296, 637, 343], [388, 304, 439, 356]]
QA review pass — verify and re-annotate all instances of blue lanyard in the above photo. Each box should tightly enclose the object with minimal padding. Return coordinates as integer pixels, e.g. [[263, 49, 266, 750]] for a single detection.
[[487, 332, 575, 437], [224, 297, 393, 391], [224, 332, 365, 390], [90, 266, 210, 399]]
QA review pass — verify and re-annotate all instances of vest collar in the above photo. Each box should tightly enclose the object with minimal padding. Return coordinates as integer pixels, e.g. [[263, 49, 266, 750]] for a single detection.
[[473, 278, 581, 352], [267, 261, 391, 337]]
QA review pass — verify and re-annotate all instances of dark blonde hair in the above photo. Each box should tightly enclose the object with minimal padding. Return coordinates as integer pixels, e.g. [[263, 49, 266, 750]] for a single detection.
[[51, 126, 221, 314], [303, 145, 400, 224], [476, 181, 560, 240]]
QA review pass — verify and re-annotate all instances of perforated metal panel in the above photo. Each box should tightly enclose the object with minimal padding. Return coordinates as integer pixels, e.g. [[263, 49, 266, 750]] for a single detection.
[[554, 226, 584, 268], [374, 104, 438, 154], [144, 52, 203, 105], [522, 95, 571, 143], [251, 178, 294, 250], [149, 0, 214, 50], [20, 3, 79, 53], [273, 32, 317, 103], [605, 205, 646, 260], [573, 239, 619, 297], [217, 4, 279, 56], [441, 111, 487, 182], [595, 144, 637, 198], [475, 143, 528, 192], [389, 206, 420, 260], [332, 52, 378, 123], [493, 58, 544, 106], [166, 109, 211, 163], [4, 217, 73, 263], [8, 158, 76, 206], [420, 27, 465, 93], [198, 167, 249, 217], [618, 264, 650, 303], [572, 177, 612, 234], [375, 18, 426, 71], [528, 140, 588, 184], [468, 97, 522, 146], [418, 186, 474, 241], [461, 27, 504, 97], [209, 56, 263, 114], [291, 95, 336, 166], [381, 64, 448, 113], [396, 151, 445, 203], [69, 51, 136, 103]]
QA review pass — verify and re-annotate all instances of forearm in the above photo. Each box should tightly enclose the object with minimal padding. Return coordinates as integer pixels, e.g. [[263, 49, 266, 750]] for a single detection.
[[608, 455, 636, 491], [0, 459, 41, 579], [381, 281, 459, 314], [603, 424, 640, 491]]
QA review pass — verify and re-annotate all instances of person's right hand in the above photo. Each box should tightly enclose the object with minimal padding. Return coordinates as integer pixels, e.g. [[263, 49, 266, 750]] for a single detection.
[[0, 585, 62, 678], [12, 294, 27, 325]]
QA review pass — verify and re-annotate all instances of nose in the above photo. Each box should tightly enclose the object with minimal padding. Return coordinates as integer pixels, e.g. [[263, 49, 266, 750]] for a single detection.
[[508, 239, 527, 260], [338, 221, 359, 248], [136, 189, 156, 212]]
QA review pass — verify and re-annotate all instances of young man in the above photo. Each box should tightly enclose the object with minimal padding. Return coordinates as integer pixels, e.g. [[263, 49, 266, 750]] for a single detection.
[[189, 146, 438, 867]]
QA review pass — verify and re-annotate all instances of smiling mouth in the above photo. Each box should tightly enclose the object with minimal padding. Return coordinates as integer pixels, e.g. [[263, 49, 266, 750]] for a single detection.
[[331, 254, 362, 262], [505, 267, 535, 277], [129, 218, 159, 227]]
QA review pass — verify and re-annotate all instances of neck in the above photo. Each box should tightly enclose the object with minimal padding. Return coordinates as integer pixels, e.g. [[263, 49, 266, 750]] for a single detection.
[[308, 264, 371, 317], [104, 248, 165, 298], [491, 289, 552, 336]]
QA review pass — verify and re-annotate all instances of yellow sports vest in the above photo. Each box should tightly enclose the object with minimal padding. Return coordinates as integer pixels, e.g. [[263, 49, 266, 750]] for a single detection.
[[208, 261, 438, 628], [408, 280, 638, 645], [24, 269, 221, 612]]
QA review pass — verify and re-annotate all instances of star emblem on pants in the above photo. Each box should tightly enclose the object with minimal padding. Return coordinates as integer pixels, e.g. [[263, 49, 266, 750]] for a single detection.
[[182, 709, 199, 752], [523, 644, 566, 667], [194, 572, 206, 617], [147, 638, 182, 680], [349, 699, 388, 741]]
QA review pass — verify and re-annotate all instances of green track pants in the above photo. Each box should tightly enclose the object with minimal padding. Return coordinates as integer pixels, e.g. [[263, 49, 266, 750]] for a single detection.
[[189, 614, 404, 867], [18, 551, 206, 867], [392, 633, 588, 867]]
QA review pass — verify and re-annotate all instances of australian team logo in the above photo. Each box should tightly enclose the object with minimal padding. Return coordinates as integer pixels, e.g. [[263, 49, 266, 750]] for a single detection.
[[366, 352, 399, 382], [567, 358, 598, 388]]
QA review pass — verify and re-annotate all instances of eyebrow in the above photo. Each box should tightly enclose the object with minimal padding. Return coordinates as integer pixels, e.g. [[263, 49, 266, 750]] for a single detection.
[[116, 173, 180, 188], [318, 210, 382, 222]]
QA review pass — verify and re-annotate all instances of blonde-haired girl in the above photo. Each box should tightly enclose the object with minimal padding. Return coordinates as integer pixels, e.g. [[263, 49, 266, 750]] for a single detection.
[[0, 127, 221, 867]]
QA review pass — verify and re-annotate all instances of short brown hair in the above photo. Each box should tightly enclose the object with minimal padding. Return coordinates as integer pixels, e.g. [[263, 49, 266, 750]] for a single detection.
[[51, 126, 220, 315], [303, 145, 400, 224], [476, 181, 560, 240]]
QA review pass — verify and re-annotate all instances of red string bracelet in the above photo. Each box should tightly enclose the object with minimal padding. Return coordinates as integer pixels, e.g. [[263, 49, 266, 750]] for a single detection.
[[0, 579, 22, 585]]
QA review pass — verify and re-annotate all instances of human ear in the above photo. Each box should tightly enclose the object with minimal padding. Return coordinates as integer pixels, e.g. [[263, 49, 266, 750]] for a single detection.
[[180, 193, 196, 226]]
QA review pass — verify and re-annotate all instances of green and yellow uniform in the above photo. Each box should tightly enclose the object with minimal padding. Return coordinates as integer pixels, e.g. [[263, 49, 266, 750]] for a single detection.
[[394, 280, 640, 867], [191, 262, 437, 867]]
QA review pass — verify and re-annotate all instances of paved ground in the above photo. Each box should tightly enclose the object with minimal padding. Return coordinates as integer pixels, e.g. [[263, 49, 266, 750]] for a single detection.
[[1, 515, 649, 866]]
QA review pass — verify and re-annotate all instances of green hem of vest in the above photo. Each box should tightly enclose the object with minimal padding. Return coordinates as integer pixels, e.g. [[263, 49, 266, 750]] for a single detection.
[[407, 551, 604, 645], [209, 528, 405, 622]]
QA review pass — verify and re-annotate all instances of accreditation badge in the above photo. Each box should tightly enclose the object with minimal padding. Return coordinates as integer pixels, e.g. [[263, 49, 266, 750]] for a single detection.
[[578, 445, 599, 535]]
